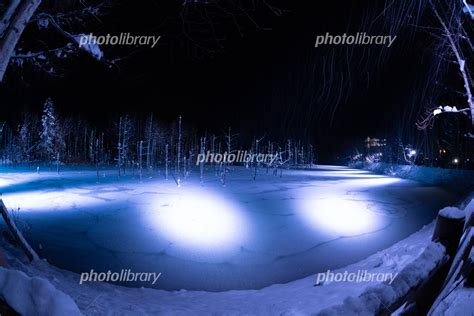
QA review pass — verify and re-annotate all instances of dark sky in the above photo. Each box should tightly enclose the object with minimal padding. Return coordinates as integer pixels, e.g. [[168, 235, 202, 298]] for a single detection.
[[0, 0, 434, 159]]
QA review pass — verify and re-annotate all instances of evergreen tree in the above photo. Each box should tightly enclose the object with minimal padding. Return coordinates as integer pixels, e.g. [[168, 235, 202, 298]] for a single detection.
[[39, 98, 59, 161]]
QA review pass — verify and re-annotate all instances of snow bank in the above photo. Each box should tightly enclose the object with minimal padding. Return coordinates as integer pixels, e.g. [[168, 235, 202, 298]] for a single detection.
[[439, 207, 465, 220], [352, 162, 474, 190], [0, 267, 81, 316], [318, 242, 446, 316], [0, 221, 437, 315]]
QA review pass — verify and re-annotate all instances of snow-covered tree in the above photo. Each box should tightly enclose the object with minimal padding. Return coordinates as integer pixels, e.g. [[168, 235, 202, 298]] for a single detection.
[[39, 97, 62, 163]]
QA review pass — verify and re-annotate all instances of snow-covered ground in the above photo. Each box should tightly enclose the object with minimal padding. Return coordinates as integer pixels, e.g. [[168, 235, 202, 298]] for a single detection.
[[0, 165, 461, 292], [1, 216, 445, 315]]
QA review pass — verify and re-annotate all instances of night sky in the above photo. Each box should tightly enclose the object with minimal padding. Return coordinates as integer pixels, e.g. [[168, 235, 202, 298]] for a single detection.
[[0, 0, 434, 161]]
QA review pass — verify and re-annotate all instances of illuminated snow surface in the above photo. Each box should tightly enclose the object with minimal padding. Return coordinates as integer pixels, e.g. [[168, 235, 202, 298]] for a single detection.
[[0, 165, 461, 291]]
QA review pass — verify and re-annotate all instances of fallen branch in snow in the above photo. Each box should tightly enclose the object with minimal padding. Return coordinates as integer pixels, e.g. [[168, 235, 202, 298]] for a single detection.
[[0, 199, 39, 262]]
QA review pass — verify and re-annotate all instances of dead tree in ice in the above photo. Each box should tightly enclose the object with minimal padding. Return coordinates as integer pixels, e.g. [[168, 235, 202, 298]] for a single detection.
[[121, 116, 133, 175], [116, 117, 123, 177], [287, 139, 293, 168], [165, 143, 169, 180], [115, 115, 133, 176], [200, 136, 206, 183], [253, 135, 265, 180], [145, 114, 154, 170], [220, 127, 238, 185], [138, 140, 143, 183], [176, 116, 182, 187], [95, 138, 100, 183]]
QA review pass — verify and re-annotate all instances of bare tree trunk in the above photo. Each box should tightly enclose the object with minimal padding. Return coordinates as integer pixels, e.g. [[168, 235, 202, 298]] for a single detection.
[[146, 114, 153, 170], [165, 143, 169, 180], [139, 140, 143, 182], [56, 151, 60, 175], [176, 116, 182, 187], [96, 138, 99, 183], [253, 138, 259, 180], [117, 117, 122, 177], [0, 0, 21, 36], [200, 137, 205, 183], [0, 0, 42, 82]]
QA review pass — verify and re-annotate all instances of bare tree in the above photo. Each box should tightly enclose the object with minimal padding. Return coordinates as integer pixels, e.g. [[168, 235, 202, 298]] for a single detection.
[[176, 116, 182, 187], [200, 136, 205, 183], [406, 0, 474, 130], [138, 140, 143, 182]]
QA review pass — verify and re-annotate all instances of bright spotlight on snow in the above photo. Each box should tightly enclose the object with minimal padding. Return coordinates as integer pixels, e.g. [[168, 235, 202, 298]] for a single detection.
[[347, 177, 400, 187], [0, 178, 9, 187], [145, 188, 248, 252], [298, 198, 385, 236], [4, 190, 100, 212]]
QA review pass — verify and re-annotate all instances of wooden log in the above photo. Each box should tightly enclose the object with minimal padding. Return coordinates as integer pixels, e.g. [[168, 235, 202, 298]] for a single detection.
[[432, 208, 466, 258], [400, 209, 466, 315]]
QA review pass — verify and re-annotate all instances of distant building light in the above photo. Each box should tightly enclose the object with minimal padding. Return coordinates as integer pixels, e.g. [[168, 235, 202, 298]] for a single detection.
[[365, 137, 386, 148], [453, 158, 459, 164]]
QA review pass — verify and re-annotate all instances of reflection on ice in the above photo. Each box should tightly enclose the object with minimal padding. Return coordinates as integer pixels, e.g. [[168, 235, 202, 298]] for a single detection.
[[144, 187, 249, 252], [298, 197, 386, 236], [346, 177, 401, 186]]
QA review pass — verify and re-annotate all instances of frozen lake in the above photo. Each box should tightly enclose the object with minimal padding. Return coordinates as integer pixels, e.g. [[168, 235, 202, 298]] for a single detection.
[[0, 166, 461, 291]]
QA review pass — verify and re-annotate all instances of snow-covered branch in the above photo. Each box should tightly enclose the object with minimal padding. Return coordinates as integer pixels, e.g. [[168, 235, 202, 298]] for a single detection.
[[430, 0, 474, 127]]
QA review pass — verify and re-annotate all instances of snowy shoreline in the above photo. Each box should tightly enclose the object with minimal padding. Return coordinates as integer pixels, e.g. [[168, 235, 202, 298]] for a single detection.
[[0, 214, 445, 315], [351, 162, 474, 193]]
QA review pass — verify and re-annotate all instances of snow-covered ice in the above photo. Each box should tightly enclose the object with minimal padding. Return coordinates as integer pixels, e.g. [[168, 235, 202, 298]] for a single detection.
[[0, 165, 462, 292], [1, 212, 444, 315]]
